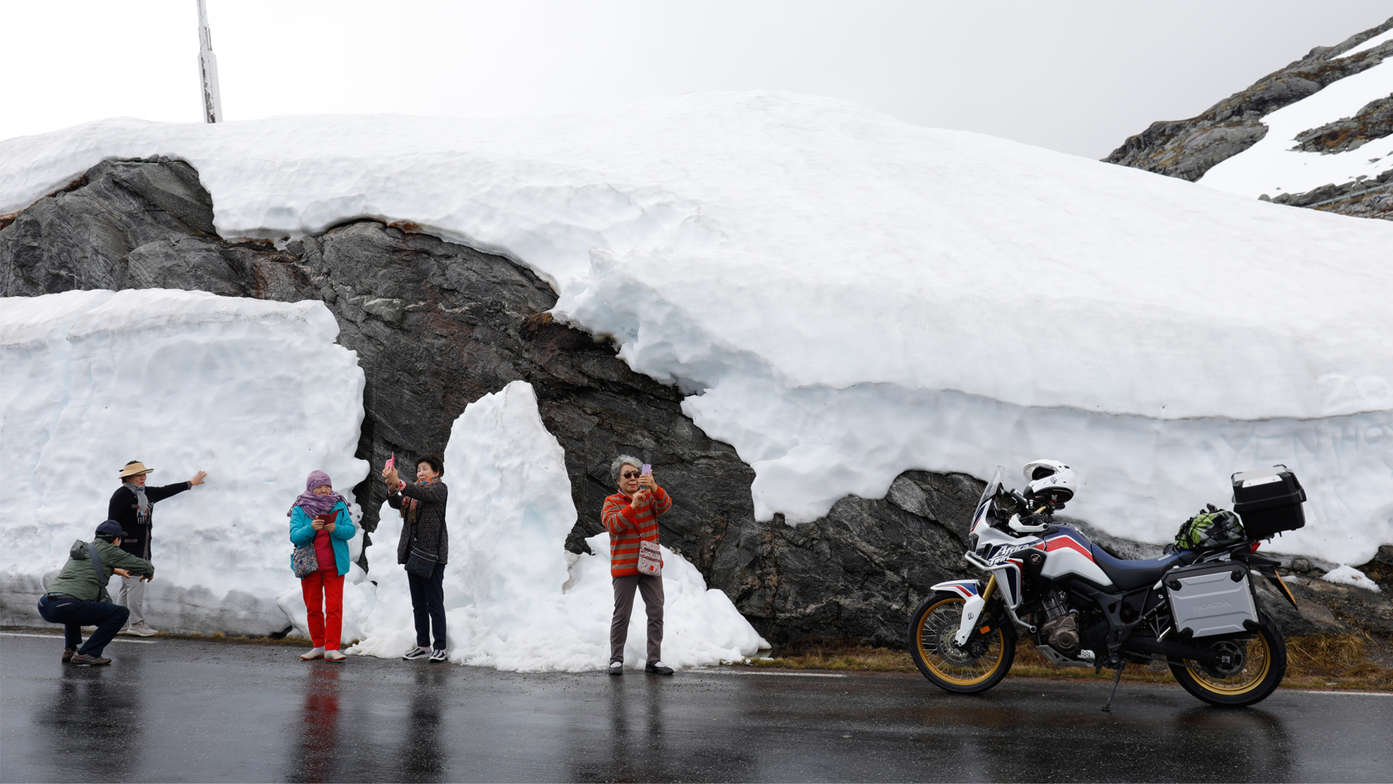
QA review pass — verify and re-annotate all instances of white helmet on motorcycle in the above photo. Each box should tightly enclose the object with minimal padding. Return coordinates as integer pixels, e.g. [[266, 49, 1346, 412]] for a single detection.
[[1022, 459, 1076, 506]]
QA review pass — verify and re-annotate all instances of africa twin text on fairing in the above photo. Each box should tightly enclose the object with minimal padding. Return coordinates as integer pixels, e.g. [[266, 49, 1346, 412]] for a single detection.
[[908, 460, 1306, 709]]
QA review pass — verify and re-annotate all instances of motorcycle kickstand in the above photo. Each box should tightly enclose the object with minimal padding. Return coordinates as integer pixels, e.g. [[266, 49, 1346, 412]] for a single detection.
[[1101, 662, 1125, 713]]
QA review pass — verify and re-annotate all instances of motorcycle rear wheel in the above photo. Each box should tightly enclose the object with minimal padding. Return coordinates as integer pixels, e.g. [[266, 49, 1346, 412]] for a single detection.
[[1168, 618, 1286, 707], [908, 591, 1016, 694]]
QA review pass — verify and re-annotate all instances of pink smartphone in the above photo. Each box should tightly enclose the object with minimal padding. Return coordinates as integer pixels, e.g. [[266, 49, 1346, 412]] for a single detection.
[[384, 452, 395, 472], [641, 464, 652, 476]]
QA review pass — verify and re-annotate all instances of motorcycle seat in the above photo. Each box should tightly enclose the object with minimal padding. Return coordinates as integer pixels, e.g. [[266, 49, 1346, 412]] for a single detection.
[[1089, 544, 1191, 591]]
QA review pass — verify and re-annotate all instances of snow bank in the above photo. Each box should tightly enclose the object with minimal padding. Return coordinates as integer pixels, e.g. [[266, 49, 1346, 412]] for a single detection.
[[1321, 565, 1382, 593], [349, 380, 768, 670], [0, 289, 368, 633], [2, 93, 1390, 565]]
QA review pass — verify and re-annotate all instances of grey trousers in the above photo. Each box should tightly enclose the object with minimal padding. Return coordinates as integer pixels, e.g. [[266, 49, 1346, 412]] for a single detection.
[[610, 574, 663, 664], [119, 574, 147, 626]]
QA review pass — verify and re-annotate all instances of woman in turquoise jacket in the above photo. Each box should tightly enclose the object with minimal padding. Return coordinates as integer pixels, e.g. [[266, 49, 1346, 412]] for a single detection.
[[289, 470, 356, 662]]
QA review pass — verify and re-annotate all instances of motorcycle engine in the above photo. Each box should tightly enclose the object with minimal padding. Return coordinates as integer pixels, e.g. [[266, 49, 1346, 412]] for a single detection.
[[1040, 589, 1081, 654]]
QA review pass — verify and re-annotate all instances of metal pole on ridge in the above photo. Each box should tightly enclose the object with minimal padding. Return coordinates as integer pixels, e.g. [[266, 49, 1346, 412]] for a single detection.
[[197, 0, 223, 123]]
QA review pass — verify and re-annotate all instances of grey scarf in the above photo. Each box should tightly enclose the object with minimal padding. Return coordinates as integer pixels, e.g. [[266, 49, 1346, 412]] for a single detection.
[[123, 481, 151, 525]]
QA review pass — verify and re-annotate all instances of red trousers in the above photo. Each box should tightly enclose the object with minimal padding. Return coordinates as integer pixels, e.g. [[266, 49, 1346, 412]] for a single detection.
[[301, 570, 345, 651]]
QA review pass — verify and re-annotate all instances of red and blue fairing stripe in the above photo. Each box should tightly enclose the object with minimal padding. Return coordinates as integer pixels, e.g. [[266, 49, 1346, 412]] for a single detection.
[[1041, 529, 1095, 562], [937, 580, 980, 599]]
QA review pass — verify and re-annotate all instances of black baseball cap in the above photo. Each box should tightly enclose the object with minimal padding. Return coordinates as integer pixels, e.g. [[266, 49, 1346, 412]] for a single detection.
[[95, 520, 128, 539]]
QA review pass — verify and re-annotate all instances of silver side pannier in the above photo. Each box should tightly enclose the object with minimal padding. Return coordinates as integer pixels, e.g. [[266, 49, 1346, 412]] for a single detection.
[[1164, 562, 1257, 638]]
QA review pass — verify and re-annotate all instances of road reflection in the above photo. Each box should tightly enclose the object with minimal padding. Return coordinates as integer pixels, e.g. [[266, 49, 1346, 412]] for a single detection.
[[1167, 705, 1293, 781], [400, 665, 447, 782], [38, 663, 144, 781], [289, 665, 342, 783]]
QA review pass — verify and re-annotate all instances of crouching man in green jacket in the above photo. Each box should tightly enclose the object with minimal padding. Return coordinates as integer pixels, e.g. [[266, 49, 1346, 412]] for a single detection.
[[38, 520, 155, 666]]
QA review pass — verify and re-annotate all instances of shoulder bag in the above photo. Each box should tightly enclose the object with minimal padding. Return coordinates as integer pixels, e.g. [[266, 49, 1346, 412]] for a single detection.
[[405, 501, 443, 580], [291, 541, 319, 578], [637, 539, 663, 577], [291, 511, 320, 578]]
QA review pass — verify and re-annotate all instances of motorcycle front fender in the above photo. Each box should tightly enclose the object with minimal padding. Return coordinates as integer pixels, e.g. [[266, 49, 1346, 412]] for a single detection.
[[930, 578, 990, 646], [952, 594, 986, 646]]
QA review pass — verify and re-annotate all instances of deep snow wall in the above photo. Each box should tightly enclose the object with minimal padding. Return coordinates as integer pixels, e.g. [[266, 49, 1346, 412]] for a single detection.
[[0, 157, 975, 645], [0, 288, 367, 633]]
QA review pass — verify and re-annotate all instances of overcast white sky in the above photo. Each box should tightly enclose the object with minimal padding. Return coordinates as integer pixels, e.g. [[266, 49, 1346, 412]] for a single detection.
[[2, 1, 1389, 158]]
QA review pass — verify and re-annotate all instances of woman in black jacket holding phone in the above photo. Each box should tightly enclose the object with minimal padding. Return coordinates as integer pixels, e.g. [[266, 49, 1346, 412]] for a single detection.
[[384, 454, 448, 663], [107, 460, 206, 636]]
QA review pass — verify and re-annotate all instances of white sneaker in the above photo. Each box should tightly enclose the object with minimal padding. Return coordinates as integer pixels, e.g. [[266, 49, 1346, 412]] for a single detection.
[[123, 622, 159, 637], [402, 646, 429, 661], [324, 650, 346, 663], [428, 648, 448, 663], [300, 647, 325, 660]]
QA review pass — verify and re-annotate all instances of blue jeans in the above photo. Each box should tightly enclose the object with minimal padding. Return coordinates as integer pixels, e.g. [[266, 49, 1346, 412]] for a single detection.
[[37, 595, 129, 656], [405, 563, 446, 650]]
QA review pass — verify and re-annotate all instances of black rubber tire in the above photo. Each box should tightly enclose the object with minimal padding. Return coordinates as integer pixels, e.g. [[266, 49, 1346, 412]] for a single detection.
[[1168, 617, 1287, 707], [907, 591, 1016, 694]]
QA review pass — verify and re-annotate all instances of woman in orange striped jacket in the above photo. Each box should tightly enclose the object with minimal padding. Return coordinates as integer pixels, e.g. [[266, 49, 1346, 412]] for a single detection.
[[601, 454, 674, 676]]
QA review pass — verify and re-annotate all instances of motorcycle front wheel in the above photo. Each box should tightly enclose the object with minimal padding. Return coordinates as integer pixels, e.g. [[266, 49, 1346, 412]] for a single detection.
[[908, 591, 1016, 694], [1168, 618, 1287, 707]]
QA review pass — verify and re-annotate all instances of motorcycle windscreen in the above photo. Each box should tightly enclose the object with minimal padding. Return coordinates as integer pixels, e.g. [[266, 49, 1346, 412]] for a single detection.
[[970, 466, 1006, 534]]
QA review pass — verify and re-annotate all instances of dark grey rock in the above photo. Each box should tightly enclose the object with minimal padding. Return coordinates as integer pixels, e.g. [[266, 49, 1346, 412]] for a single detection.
[[1293, 94, 1393, 154], [1268, 167, 1393, 219]]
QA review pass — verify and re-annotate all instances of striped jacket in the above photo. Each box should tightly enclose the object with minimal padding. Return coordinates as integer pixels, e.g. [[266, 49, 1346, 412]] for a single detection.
[[601, 486, 673, 578]]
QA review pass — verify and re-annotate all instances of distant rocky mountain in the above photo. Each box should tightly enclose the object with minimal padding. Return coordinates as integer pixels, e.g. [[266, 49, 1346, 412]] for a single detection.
[[1105, 16, 1392, 220]]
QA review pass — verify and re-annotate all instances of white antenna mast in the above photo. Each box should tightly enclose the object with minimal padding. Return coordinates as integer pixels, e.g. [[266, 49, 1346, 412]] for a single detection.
[[197, 0, 223, 123]]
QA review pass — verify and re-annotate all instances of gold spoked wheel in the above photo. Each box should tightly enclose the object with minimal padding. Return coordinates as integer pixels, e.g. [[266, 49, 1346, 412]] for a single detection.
[[1169, 619, 1287, 707], [908, 591, 1015, 694]]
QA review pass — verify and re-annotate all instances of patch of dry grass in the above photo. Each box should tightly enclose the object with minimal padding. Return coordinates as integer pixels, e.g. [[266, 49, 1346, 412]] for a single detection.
[[740, 634, 1393, 691]]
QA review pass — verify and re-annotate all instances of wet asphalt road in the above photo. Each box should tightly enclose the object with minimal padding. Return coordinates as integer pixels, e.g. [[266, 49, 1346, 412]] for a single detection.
[[2, 632, 1391, 783]]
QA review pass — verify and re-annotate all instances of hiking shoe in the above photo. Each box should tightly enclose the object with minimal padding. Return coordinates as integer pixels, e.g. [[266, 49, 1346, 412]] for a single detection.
[[324, 650, 347, 663], [645, 660, 674, 675], [123, 622, 158, 637], [300, 647, 325, 661], [608, 661, 624, 676], [69, 653, 111, 667], [62, 648, 77, 663], [428, 648, 448, 663], [402, 646, 429, 661]]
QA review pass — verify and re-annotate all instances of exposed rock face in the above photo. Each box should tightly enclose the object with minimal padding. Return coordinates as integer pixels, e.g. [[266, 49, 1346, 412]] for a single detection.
[[1104, 17, 1393, 220], [1293, 94, 1393, 154], [0, 157, 978, 645], [1263, 164, 1393, 219]]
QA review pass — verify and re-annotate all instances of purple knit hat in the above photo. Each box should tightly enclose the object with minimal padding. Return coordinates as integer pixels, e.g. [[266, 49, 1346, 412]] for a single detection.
[[289, 470, 346, 517]]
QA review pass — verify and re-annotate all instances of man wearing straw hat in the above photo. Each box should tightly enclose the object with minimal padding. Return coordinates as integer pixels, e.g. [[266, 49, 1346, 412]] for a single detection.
[[107, 460, 206, 636]]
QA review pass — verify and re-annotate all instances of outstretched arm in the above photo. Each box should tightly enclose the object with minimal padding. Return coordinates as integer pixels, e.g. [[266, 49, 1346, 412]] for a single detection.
[[147, 481, 192, 504]]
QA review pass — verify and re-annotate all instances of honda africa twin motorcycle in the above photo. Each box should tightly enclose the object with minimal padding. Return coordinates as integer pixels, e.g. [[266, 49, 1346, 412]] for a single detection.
[[908, 461, 1305, 709]]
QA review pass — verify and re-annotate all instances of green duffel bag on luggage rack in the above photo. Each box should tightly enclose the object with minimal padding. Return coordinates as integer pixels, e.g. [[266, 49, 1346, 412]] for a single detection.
[[1172, 504, 1245, 552]]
